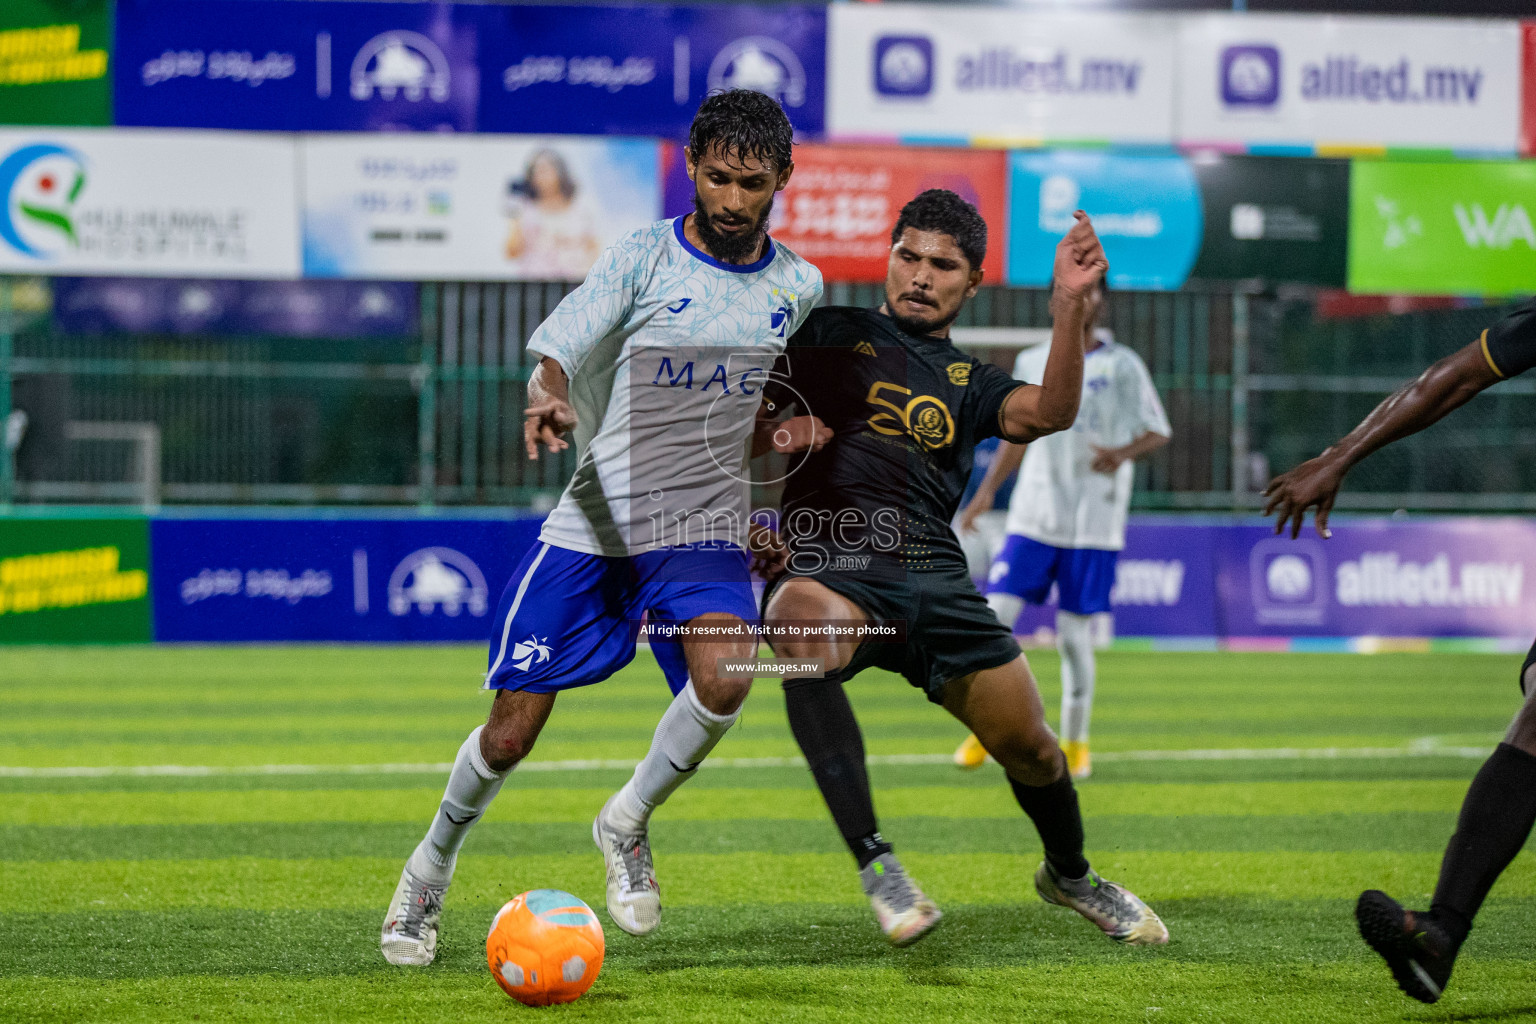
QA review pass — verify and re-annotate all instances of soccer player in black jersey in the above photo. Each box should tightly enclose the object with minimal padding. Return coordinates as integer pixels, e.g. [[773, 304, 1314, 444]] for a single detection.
[[1265, 301, 1536, 1004], [756, 190, 1168, 947]]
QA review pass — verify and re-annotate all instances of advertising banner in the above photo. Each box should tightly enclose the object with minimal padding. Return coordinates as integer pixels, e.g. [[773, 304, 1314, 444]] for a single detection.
[[1177, 14, 1522, 154], [1348, 160, 1536, 296], [150, 517, 543, 642], [0, 518, 152, 643], [827, 4, 1175, 145], [1007, 521, 1221, 638], [1006, 150, 1201, 290], [114, 0, 479, 133], [478, 4, 825, 138], [52, 278, 418, 339], [0, 0, 112, 126], [1524, 23, 1536, 157], [663, 142, 1006, 283], [0, 128, 301, 278], [1189, 155, 1349, 286], [302, 134, 659, 280], [116, 1, 825, 138], [1216, 519, 1536, 638]]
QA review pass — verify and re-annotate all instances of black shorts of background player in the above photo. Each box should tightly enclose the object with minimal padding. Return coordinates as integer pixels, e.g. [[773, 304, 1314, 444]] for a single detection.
[[1266, 298, 1536, 1004], [757, 190, 1167, 949]]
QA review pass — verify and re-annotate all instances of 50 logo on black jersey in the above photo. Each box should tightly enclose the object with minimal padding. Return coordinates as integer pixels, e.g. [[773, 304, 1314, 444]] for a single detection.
[[865, 381, 955, 451]]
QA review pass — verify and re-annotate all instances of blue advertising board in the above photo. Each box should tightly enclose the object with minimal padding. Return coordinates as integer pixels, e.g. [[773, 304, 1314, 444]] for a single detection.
[[54, 278, 418, 340], [114, 0, 825, 137], [115, 0, 480, 132], [1006, 151, 1202, 291], [477, 4, 825, 137], [1214, 519, 1536, 639], [1004, 521, 1221, 638], [150, 517, 542, 642]]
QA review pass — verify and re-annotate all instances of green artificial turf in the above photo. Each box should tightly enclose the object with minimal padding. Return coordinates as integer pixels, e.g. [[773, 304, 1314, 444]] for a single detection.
[[2, 646, 1534, 1022]]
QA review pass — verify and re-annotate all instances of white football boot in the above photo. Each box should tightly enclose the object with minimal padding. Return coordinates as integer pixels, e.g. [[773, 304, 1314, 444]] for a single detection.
[[380, 858, 450, 965], [1034, 861, 1169, 945], [593, 793, 661, 935], [861, 852, 942, 946]]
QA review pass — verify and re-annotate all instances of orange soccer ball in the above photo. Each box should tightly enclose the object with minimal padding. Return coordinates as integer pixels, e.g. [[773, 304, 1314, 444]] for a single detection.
[[486, 889, 605, 1006]]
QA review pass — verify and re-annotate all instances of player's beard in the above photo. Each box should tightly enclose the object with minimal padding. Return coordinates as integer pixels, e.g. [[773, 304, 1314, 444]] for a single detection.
[[692, 192, 774, 264], [887, 302, 960, 339]]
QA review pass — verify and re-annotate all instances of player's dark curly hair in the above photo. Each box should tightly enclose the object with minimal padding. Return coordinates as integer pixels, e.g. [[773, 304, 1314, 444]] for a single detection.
[[689, 89, 794, 171], [891, 189, 987, 270]]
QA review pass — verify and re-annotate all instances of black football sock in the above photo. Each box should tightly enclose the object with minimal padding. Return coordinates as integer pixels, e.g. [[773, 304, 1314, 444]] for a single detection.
[[1429, 742, 1536, 949], [783, 676, 891, 869], [1009, 768, 1091, 880]]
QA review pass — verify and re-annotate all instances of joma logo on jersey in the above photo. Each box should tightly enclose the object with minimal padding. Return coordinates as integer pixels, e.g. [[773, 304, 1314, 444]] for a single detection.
[[652, 357, 765, 395], [866, 381, 955, 450]]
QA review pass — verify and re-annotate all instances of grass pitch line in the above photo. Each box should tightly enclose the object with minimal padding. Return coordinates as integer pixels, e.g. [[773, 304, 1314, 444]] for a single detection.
[[0, 742, 1494, 778]]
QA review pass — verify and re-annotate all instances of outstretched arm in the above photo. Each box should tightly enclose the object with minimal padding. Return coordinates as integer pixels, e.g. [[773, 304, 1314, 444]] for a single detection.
[[957, 440, 1026, 534], [1262, 340, 1500, 538], [999, 211, 1106, 442]]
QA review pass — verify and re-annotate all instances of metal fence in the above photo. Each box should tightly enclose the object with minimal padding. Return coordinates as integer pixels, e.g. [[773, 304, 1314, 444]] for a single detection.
[[1, 276, 1531, 513]]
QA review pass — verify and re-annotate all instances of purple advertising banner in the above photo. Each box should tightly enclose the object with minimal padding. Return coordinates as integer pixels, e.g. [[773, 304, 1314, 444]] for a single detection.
[[151, 517, 542, 642], [477, 5, 825, 138], [53, 278, 418, 340], [1216, 519, 1536, 639], [115, 1, 826, 137], [1007, 521, 1220, 638], [116, 0, 480, 132]]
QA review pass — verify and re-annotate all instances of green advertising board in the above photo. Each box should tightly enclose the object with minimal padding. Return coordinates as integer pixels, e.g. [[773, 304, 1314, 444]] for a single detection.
[[0, 517, 151, 642], [0, 0, 112, 126], [1349, 161, 1536, 297]]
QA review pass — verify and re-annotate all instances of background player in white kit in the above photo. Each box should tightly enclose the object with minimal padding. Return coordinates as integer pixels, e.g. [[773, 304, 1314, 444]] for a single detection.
[[380, 90, 823, 965], [955, 285, 1170, 778]]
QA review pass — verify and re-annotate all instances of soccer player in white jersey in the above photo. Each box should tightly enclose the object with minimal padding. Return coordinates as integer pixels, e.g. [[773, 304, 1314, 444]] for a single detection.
[[954, 286, 1170, 779], [381, 90, 823, 965]]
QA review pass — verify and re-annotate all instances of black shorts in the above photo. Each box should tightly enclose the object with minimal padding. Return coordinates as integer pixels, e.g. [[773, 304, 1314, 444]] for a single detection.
[[764, 561, 1022, 703]]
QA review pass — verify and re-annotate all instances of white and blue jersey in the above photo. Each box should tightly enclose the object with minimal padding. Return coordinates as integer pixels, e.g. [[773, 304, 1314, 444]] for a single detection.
[[487, 218, 823, 694], [530, 216, 822, 557]]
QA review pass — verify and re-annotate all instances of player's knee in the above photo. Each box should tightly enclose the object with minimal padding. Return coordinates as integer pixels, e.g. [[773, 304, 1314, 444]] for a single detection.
[[1505, 684, 1536, 755], [691, 673, 752, 716], [984, 724, 1061, 784], [480, 721, 537, 772]]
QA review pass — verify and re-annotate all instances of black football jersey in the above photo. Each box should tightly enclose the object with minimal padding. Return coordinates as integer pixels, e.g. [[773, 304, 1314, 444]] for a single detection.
[[769, 306, 1023, 573], [1483, 299, 1536, 379]]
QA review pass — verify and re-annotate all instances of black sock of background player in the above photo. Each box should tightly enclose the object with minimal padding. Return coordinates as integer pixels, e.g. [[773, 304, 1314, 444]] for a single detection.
[[783, 677, 891, 869], [1009, 769, 1091, 880], [1429, 742, 1536, 948]]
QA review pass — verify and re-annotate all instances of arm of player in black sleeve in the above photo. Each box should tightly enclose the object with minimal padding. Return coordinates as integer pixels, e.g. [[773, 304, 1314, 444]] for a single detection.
[[1263, 303, 1530, 539], [752, 335, 833, 458]]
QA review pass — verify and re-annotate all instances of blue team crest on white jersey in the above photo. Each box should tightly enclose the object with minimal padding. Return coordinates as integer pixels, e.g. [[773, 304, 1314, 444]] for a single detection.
[[526, 217, 823, 556]]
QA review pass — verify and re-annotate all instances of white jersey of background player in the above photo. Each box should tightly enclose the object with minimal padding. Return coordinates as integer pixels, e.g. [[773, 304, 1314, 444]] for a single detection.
[[957, 285, 1169, 779], [382, 91, 822, 967]]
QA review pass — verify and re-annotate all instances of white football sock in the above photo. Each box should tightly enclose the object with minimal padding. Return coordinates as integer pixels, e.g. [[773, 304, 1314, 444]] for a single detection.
[[1057, 611, 1097, 745], [411, 725, 511, 884], [986, 592, 1025, 635], [604, 679, 738, 834]]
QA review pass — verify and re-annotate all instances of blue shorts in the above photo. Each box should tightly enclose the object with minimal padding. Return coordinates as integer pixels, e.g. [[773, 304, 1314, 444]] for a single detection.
[[484, 542, 757, 696], [984, 534, 1118, 616]]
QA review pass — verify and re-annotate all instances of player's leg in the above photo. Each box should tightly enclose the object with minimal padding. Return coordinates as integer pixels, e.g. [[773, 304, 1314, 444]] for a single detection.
[[956, 535, 1055, 770], [1356, 644, 1536, 1003], [382, 543, 630, 964], [1054, 548, 1118, 781], [941, 655, 1168, 945], [382, 686, 557, 965], [766, 576, 941, 945], [593, 546, 760, 935]]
